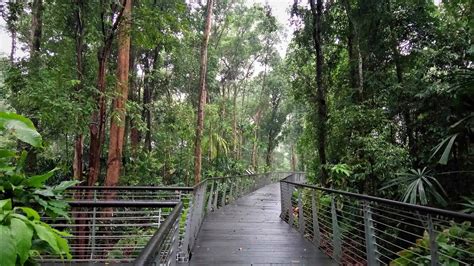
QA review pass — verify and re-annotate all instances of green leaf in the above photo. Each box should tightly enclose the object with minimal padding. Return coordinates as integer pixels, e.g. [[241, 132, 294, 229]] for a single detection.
[[0, 112, 35, 129], [0, 149, 15, 159], [10, 218, 33, 264], [438, 134, 458, 165], [0, 199, 12, 210], [27, 168, 59, 188], [53, 180, 80, 192], [32, 222, 60, 253], [55, 234, 71, 259], [0, 112, 42, 147], [19, 207, 41, 221], [34, 188, 55, 197], [0, 225, 17, 266]]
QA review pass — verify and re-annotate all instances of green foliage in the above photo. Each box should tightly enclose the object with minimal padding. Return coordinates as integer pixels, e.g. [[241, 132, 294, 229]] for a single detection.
[[0, 112, 76, 264], [391, 222, 474, 266], [0, 112, 42, 148], [460, 197, 474, 214], [382, 168, 447, 206], [326, 163, 352, 189]]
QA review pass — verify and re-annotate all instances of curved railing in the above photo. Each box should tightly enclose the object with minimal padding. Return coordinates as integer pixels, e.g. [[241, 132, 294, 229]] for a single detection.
[[279, 173, 474, 265], [39, 172, 288, 265]]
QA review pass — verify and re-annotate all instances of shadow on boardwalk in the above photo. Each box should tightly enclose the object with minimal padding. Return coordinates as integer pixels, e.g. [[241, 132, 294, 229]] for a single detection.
[[189, 183, 335, 265]]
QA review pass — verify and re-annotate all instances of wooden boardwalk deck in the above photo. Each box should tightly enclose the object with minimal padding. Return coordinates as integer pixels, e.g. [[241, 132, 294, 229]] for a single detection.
[[189, 183, 335, 265]]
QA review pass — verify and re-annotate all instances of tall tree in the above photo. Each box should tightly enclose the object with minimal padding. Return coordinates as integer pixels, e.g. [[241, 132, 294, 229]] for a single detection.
[[73, 0, 86, 182], [309, 0, 328, 185], [30, 0, 43, 56], [88, 2, 126, 186], [104, 0, 132, 189], [194, 0, 214, 184]]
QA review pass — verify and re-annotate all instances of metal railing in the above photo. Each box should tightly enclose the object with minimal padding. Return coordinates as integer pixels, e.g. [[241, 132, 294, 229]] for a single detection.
[[180, 172, 288, 261], [39, 200, 181, 264], [135, 202, 183, 266], [39, 172, 285, 265], [280, 173, 474, 265]]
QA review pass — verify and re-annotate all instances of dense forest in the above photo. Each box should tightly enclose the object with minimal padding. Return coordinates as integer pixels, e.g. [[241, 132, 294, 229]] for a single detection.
[[0, 0, 472, 208], [0, 0, 473, 264]]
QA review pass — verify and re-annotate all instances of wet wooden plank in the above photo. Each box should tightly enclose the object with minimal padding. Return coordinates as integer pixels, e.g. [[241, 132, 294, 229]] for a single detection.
[[188, 183, 335, 265]]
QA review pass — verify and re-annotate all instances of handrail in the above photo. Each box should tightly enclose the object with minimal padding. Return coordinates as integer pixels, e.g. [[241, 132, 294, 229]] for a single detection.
[[282, 178, 474, 221], [280, 172, 474, 265], [68, 200, 179, 208], [42, 172, 286, 264], [71, 185, 194, 191], [135, 201, 183, 266]]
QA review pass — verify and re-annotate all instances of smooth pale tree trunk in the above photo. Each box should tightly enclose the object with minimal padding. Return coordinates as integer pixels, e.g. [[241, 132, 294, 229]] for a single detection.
[[264, 94, 281, 169], [194, 0, 214, 184], [104, 0, 132, 191], [232, 85, 239, 159], [251, 58, 269, 170], [310, 0, 328, 186], [290, 144, 297, 171]]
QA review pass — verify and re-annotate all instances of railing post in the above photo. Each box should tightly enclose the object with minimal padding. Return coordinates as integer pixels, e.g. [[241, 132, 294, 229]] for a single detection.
[[427, 214, 439, 266], [221, 180, 227, 207], [280, 181, 285, 218], [297, 188, 305, 234], [90, 190, 97, 260], [288, 184, 295, 227], [331, 196, 342, 263], [180, 194, 193, 262], [311, 190, 321, 247], [212, 181, 219, 210], [169, 211, 181, 266], [229, 181, 234, 203], [363, 201, 379, 266], [207, 180, 214, 212]]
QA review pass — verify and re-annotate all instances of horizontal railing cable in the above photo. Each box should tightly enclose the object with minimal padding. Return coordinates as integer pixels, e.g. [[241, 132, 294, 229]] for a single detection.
[[280, 173, 474, 265]]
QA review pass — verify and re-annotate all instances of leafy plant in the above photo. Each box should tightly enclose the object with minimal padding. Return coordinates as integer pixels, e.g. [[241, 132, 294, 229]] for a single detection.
[[430, 113, 473, 165], [460, 196, 474, 214], [382, 167, 447, 206], [327, 163, 352, 189], [391, 222, 474, 266], [0, 112, 77, 264]]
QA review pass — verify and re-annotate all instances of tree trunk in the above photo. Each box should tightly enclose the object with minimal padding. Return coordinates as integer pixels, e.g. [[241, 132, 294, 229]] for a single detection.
[[232, 84, 239, 159], [73, 0, 85, 182], [310, 0, 329, 186], [142, 55, 152, 152], [87, 3, 126, 187], [129, 45, 139, 155], [30, 0, 42, 56], [88, 53, 108, 186], [265, 130, 274, 168], [24, 0, 43, 174], [10, 23, 16, 63], [290, 144, 297, 171], [104, 0, 132, 191], [251, 110, 261, 170], [193, 0, 214, 184], [342, 0, 363, 101], [71, 0, 87, 256]]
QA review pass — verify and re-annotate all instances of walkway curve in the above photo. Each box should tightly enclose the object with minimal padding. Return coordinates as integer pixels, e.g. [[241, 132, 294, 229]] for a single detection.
[[189, 183, 335, 265]]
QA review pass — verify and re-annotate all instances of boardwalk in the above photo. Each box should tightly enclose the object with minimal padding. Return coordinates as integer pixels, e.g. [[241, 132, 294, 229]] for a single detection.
[[189, 183, 334, 265]]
